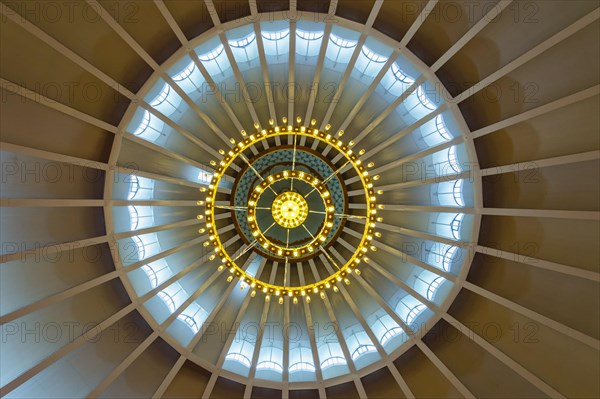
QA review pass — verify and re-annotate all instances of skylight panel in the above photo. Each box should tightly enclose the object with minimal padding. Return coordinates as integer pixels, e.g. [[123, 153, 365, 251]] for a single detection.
[[296, 28, 324, 59], [131, 110, 165, 143], [354, 46, 389, 78], [261, 29, 290, 58]]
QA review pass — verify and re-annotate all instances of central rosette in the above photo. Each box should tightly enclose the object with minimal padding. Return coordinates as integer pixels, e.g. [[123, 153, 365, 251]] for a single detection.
[[272, 192, 308, 228]]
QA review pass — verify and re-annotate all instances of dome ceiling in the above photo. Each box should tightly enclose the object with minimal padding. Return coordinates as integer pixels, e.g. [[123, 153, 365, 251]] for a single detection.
[[1, 1, 599, 398]]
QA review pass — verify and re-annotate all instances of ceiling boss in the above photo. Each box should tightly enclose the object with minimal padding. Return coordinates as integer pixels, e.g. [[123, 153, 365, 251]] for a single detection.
[[199, 118, 381, 304]]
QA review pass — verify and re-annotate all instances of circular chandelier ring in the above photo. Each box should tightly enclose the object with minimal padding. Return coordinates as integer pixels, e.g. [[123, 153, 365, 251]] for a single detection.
[[248, 170, 334, 258], [203, 125, 378, 299]]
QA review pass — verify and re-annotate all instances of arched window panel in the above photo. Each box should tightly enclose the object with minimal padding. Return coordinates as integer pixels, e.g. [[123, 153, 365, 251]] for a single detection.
[[432, 212, 465, 241], [369, 313, 407, 353], [127, 108, 165, 144], [317, 341, 348, 379], [227, 33, 259, 70], [127, 175, 155, 200], [417, 114, 459, 148], [426, 242, 463, 273], [260, 20, 290, 61], [127, 258, 171, 296], [429, 144, 465, 176], [224, 337, 256, 376], [141, 259, 172, 289], [194, 37, 232, 81], [145, 81, 183, 118], [167, 302, 210, 346], [380, 61, 416, 97], [295, 22, 325, 62], [121, 232, 161, 265], [325, 27, 360, 69], [256, 344, 284, 377], [289, 345, 316, 375], [142, 281, 186, 325], [343, 328, 379, 369], [432, 179, 465, 207], [128, 205, 154, 231], [352, 38, 391, 79], [402, 83, 441, 121], [413, 270, 448, 302], [157, 282, 188, 314], [394, 295, 428, 328], [168, 57, 206, 97]]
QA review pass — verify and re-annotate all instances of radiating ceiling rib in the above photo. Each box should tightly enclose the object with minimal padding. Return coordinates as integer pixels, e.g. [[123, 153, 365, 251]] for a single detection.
[[348, 76, 425, 147], [366, 135, 464, 179], [288, 20, 297, 131], [0, 271, 118, 324], [306, 258, 362, 379], [152, 356, 186, 398], [81, 0, 228, 147], [114, 167, 211, 190], [203, 0, 262, 127], [481, 150, 600, 177], [339, 235, 456, 283], [360, 105, 448, 161], [84, 0, 232, 146], [318, 0, 382, 132], [302, 8, 335, 134], [475, 245, 600, 283], [415, 340, 475, 398], [123, 235, 205, 273], [253, 20, 278, 125], [236, 263, 277, 398], [0, 303, 136, 397], [2, 251, 205, 396], [362, 257, 440, 312], [112, 200, 200, 207], [430, 0, 513, 72], [88, 331, 160, 398], [282, 292, 291, 390], [204, 256, 265, 396], [369, 204, 473, 215], [370, 223, 462, 247], [351, 171, 470, 197], [0, 142, 108, 173], [0, 199, 103, 207], [1, 4, 225, 159], [155, 0, 247, 135], [0, 235, 109, 264], [442, 313, 565, 398], [480, 209, 599, 221], [320, 295, 369, 399], [153, 258, 262, 397], [452, 8, 600, 104], [91, 256, 238, 397], [463, 281, 600, 350], [470, 85, 600, 139], [124, 131, 236, 182], [291, 263, 325, 395], [326, 247, 417, 399], [323, 248, 392, 360], [334, 53, 398, 135], [398, 0, 439, 48], [336, 238, 443, 310], [0, 78, 118, 134]]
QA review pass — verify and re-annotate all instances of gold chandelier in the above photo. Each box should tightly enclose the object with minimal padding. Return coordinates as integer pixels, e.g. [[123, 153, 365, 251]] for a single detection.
[[200, 120, 381, 303]]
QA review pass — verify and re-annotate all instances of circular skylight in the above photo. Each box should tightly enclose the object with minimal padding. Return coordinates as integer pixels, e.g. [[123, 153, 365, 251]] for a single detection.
[[108, 15, 480, 388]]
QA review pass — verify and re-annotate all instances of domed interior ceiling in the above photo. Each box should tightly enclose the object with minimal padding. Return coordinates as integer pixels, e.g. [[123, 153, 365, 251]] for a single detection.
[[1, 1, 599, 399]]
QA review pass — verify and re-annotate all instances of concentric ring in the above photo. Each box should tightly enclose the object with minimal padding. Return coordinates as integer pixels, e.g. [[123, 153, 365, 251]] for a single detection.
[[247, 170, 334, 258], [203, 124, 379, 299]]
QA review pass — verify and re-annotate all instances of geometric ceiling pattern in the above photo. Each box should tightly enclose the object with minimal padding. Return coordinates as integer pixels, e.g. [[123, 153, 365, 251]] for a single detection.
[[1, 1, 598, 398]]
